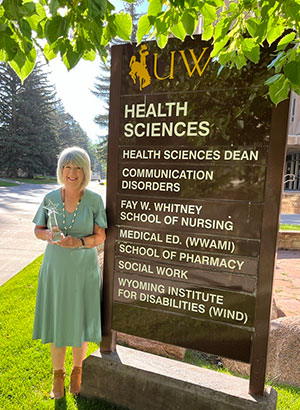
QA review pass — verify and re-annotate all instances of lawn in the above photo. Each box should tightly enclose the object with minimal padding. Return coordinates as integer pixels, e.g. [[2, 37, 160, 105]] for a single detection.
[[0, 256, 124, 410], [0, 181, 19, 187], [280, 224, 300, 231], [1, 257, 299, 409], [3, 176, 57, 185]]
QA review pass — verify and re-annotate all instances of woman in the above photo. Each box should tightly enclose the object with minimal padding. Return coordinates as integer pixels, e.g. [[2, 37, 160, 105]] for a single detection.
[[32, 146, 107, 399]]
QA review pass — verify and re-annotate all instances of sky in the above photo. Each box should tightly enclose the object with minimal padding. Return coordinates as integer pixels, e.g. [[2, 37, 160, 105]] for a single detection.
[[47, 0, 129, 144], [48, 57, 105, 143]]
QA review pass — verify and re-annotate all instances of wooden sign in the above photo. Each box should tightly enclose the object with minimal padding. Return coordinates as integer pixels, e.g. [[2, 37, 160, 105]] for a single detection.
[[103, 36, 290, 395]]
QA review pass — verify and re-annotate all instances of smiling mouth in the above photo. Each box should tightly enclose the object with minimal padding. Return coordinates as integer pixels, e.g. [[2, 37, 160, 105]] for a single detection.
[[67, 177, 78, 181]]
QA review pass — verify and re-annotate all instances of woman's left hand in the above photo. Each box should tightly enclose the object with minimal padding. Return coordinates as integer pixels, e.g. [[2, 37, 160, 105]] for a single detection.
[[57, 236, 81, 248]]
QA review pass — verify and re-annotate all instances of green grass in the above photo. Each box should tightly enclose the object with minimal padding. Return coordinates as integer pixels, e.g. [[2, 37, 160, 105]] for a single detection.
[[4, 176, 57, 184], [184, 350, 300, 410], [280, 224, 300, 231], [1, 259, 300, 409], [0, 181, 19, 187], [0, 256, 125, 410]]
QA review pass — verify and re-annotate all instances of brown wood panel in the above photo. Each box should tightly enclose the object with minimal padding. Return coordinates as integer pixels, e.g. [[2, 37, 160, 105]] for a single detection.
[[112, 302, 253, 363], [116, 227, 260, 257], [118, 163, 266, 201], [115, 241, 258, 275], [113, 272, 255, 327], [119, 146, 268, 165], [114, 257, 257, 293], [117, 196, 264, 239]]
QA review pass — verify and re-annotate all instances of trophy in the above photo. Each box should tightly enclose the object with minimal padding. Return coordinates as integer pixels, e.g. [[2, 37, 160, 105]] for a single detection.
[[44, 199, 65, 242]]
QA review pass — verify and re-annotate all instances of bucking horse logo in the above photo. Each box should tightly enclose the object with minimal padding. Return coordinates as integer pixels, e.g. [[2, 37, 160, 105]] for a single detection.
[[129, 44, 151, 91]]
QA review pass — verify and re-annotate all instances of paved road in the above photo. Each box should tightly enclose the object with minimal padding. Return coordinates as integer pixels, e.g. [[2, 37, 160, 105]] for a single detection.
[[0, 181, 106, 286]]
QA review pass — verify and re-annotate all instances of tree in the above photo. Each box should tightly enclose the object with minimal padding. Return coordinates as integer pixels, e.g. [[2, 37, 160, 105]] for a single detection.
[[136, 0, 300, 104], [0, 62, 59, 177], [1, 1, 300, 104], [54, 102, 98, 170]]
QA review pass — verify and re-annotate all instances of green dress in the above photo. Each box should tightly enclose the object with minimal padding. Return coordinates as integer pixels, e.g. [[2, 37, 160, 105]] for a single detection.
[[32, 188, 107, 348]]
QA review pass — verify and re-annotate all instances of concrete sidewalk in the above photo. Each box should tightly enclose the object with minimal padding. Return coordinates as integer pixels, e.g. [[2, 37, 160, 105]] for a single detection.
[[274, 250, 300, 317]]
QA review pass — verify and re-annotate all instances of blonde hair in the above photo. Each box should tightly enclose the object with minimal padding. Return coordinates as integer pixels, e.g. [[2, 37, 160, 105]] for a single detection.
[[57, 147, 91, 189]]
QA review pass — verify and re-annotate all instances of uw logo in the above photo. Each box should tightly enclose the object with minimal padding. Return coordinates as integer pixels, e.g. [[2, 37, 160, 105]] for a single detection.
[[129, 44, 212, 91], [129, 44, 151, 91]]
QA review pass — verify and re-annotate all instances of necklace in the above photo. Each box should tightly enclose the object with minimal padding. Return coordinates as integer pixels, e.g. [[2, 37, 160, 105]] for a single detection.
[[61, 189, 82, 235]]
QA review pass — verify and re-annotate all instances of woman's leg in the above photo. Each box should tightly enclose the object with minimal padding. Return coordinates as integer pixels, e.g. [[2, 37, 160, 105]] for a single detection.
[[50, 344, 67, 399], [72, 342, 88, 367], [70, 342, 88, 395], [50, 343, 67, 370]]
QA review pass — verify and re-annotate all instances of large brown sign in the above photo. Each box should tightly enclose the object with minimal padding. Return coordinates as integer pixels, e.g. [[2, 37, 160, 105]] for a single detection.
[[103, 36, 290, 395]]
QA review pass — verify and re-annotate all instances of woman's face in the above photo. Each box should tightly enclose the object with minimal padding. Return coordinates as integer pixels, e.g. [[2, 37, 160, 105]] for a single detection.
[[62, 163, 84, 189]]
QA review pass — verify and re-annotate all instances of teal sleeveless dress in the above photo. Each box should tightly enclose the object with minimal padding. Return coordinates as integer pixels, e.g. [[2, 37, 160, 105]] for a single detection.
[[32, 188, 107, 348]]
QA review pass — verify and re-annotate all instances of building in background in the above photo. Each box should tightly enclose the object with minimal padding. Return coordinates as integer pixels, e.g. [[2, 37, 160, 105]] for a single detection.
[[282, 92, 300, 213]]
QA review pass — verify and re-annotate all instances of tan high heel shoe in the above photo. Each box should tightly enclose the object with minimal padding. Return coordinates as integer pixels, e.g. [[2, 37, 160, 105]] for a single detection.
[[50, 369, 65, 399], [69, 366, 82, 395]]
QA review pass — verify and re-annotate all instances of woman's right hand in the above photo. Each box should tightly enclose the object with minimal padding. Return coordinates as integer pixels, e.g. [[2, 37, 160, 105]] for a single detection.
[[34, 226, 56, 244], [46, 229, 55, 244]]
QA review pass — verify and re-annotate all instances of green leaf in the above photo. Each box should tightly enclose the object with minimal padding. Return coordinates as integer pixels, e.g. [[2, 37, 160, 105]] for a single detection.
[[211, 0, 223, 6], [269, 75, 289, 105], [264, 73, 283, 86], [256, 19, 267, 43], [63, 45, 82, 70], [26, 3, 46, 31], [22, 2, 36, 17], [211, 36, 228, 57], [277, 32, 296, 51], [267, 24, 285, 45], [82, 49, 96, 61], [45, 16, 67, 43], [157, 33, 168, 48], [36, 19, 46, 38], [227, 2, 237, 12], [171, 21, 186, 41], [148, 0, 162, 17], [88, 0, 107, 18], [18, 18, 32, 39], [242, 38, 260, 63], [137, 15, 151, 44], [201, 3, 217, 22], [181, 10, 196, 36], [214, 18, 228, 41], [246, 18, 258, 38], [284, 61, 300, 86], [202, 22, 213, 41], [43, 42, 56, 60], [282, 1, 300, 20], [233, 52, 247, 69], [49, 0, 60, 16], [218, 50, 231, 65], [0, 32, 18, 61], [3, 0, 19, 19], [154, 16, 168, 34], [9, 45, 36, 82], [114, 12, 132, 41], [90, 19, 104, 46]]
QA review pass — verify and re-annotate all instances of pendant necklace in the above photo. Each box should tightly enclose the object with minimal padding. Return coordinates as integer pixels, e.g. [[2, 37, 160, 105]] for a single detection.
[[62, 189, 82, 236]]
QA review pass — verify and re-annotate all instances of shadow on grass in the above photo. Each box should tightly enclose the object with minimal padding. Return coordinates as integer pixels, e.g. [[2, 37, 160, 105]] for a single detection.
[[75, 395, 129, 410], [54, 396, 67, 409]]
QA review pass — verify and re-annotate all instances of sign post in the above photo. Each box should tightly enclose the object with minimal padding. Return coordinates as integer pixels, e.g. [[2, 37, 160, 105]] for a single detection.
[[102, 36, 289, 396]]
